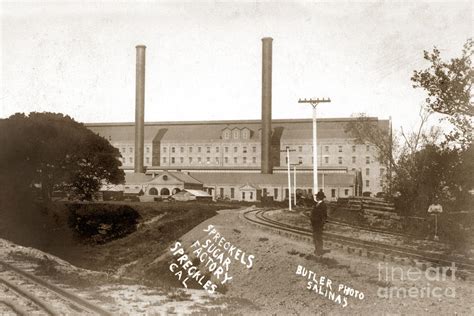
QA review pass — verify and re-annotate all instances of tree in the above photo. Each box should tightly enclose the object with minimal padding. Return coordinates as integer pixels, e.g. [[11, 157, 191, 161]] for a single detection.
[[345, 110, 442, 196], [393, 143, 473, 216], [0, 112, 124, 201], [345, 114, 395, 167], [345, 114, 396, 195], [399, 107, 443, 156], [411, 38, 473, 147]]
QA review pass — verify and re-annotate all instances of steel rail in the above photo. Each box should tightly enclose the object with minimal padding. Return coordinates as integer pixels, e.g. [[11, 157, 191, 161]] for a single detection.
[[0, 260, 112, 315], [0, 277, 57, 316], [0, 299, 28, 316]]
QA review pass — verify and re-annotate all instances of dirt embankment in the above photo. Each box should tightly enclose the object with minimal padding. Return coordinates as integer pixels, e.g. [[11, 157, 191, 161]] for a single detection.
[[0, 201, 250, 314], [0, 201, 236, 275]]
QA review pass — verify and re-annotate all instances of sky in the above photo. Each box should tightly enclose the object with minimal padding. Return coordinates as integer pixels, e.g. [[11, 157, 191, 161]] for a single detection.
[[1, 1, 472, 135]]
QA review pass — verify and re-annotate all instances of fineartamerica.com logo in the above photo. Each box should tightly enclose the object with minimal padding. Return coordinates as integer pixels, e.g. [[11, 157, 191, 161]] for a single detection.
[[377, 262, 456, 299]]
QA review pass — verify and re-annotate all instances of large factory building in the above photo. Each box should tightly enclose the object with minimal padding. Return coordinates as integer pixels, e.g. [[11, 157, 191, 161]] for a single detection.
[[86, 117, 390, 201]]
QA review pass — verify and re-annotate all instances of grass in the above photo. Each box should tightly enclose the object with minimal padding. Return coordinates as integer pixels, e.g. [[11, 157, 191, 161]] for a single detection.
[[166, 290, 192, 302], [366, 277, 393, 287], [287, 249, 299, 255]]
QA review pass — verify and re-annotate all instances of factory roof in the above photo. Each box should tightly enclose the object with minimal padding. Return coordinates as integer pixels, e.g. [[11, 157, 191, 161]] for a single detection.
[[125, 173, 152, 184], [88, 125, 163, 142], [166, 171, 202, 185], [125, 171, 202, 185], [182, 189, 212, 197], [86, 118, 390, 143], [190, 172, 355, 187]]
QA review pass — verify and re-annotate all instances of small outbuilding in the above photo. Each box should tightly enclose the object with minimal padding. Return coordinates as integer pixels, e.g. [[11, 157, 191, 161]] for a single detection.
[[123, 187, 144, 201], [239, 184, 260, 202], [142, 171, 204, 197], [172, 189, 212, 202], [99, 184, 124, 201]]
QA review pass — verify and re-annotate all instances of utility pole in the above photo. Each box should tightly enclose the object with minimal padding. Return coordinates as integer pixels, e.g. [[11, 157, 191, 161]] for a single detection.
[[281, 147, 296, 210], [291, 162, 301, 207], [298, 98, 331, 201], [294, 164, 297, 207], [322, 173, 325, 193], [388, 116, 393, 195]]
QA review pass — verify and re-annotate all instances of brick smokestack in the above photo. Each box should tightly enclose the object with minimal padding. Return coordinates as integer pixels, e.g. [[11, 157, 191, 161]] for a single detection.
[[134, 45, 146, 173], [261, 37, 273, 174]]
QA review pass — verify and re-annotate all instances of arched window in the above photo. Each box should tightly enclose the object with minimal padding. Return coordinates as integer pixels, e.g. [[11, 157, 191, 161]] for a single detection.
[[149, 188, 158, 195], [172, 188, 181, 195], [160, 188, 170, 196]]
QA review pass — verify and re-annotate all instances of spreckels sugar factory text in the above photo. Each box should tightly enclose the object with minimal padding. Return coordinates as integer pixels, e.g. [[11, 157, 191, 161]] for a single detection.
[[169, 224, 255, 294]]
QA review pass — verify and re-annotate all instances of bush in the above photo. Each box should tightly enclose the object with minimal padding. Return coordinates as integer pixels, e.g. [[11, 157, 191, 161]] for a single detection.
[[375, 192, 385, 198], [67, 203, 141, 244]]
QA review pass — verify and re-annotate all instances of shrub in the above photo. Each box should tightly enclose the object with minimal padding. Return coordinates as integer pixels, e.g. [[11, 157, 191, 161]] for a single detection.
[[67, 203, 141, 244]]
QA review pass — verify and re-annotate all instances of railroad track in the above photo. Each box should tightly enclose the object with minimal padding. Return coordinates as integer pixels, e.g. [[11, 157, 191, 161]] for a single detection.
[[0, 260, 112, 315], [243, 209, 474, 276], [291, 207, 427, 240], [327, 218, 408, 238], [298, 209, 426, 240]]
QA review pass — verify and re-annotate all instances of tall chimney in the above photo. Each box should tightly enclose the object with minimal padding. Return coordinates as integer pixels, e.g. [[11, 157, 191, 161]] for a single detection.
[[261, 37, 273, 174], [134, 45, 146, 173]]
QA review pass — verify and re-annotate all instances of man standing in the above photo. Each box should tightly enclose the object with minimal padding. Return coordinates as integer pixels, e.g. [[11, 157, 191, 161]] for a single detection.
[[311, 191, 328, 256]]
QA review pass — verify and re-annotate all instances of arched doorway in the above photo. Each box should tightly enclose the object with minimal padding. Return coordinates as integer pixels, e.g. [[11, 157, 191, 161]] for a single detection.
[[172, 188, 181, 195], [149, 188, 158, 195], [160, 188, 170, 196]]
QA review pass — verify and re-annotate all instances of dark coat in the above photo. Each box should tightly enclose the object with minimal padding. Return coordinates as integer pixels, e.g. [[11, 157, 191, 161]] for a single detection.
[[311, 201, 327, 226]]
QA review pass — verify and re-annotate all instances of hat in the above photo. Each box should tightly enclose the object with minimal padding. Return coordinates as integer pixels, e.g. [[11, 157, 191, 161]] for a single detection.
[[316, 191, 326, 200]]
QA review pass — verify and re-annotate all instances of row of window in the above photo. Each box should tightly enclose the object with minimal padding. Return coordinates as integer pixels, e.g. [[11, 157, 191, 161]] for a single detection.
[[223, 129, 251, 140], [311, 188, 351, 198], [365, 168, 386, 176], [324, 156, 371, 165], [325, 145, 371, 153], [219, 187, 364, 199], [164, 146, 258, 154], [121, 157, 385, 174], [119, 144, 371, 155], [364, 179, 384, 187], [287, 144, 372, 153], [163, 156, 258, 164], [220, 187, 281, 199], [121, 155, 380, 167], [285, 156, 373, 165], [221, 182, 384, 199], [120, 157, 151, 164], [120, 147, 151, 154], [119, 156, 384, 168]]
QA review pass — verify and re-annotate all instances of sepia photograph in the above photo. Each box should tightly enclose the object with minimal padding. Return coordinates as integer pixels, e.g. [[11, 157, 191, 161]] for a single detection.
[[0, 0, 473, 315]]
